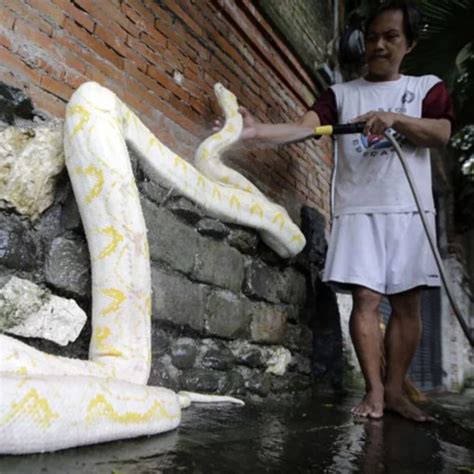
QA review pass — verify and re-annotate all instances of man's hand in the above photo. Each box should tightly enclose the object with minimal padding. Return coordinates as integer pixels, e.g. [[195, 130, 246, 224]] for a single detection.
[[353, 111, 399, 136], [213, 106, 258, 141], [213, 108, 321, 145], [352, 111, 451, 148], [239, 106, 258, 140]]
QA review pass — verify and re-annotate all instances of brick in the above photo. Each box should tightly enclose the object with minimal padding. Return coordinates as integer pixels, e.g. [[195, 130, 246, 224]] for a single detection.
[[0, 68, 28, 91], [64, 18, 124, 70], [41, 75, 75, 101], [98, 4, 140, 38], [122, 87, 164, 122], [0, 46, 41, 85], [166, 41, 187, 68], [122, 2, 153, 31], [85, 64, 108, 84], [146, 65, 189, 102], [212, 30, 243, 67], [25, 0, 65, 27], [162, 0, 204, 38], [185, 37, 211, 63], [159, 99, 200, 136], [122, 89, 154, 120], [28, 83, 66, 117], [63, 54, 87, 75], [65, 70, 87, 89], [121, 44, 148, 73], [53, 29, 122, 81], [1, 0, 53, 36], [50, 0, 95, 31], [153, 16, 184, 50], [209, 56, 238, 92], [124, 61, 169, 102], [0, 5, 15, 29], [139, 30, 166, 52], [17, 51, 65, 82], [0, 30, 12, 49], [183, 78, 205, 101], [189, 96, 208, 117], [74, 0, 140, 38], [124, 0, 156, 26], [168, 94, 201, 125], [126, 35, 161, 66], [95, 24, 127, 57], [14, 19, 58, 56]]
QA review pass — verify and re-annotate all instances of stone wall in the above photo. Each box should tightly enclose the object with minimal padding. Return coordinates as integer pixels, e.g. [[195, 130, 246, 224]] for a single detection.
[[0, 89, 321, 397], [0, 0, 339, 397], [139, 175, 313, 397]]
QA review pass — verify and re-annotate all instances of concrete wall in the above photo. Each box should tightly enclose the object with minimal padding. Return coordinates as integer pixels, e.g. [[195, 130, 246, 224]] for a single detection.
[[440, 257, 474, 391], [255, 0, 333, 86]]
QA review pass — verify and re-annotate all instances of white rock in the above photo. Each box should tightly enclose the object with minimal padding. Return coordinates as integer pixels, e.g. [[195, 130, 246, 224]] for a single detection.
[[0, 276, 86, 346], [265, 347, 292, 376], [0, 120, 64, 219]]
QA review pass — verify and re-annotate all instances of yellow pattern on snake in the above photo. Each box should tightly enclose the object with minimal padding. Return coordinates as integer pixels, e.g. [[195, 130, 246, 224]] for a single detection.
[[0, 82, 305, 454]]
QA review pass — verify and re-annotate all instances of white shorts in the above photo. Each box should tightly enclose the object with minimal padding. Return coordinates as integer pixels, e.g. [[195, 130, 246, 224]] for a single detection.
[[322, 212, 440, 295]]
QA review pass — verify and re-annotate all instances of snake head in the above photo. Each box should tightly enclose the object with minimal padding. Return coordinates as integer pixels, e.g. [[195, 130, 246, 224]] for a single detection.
[[214, 83, 238, 117]]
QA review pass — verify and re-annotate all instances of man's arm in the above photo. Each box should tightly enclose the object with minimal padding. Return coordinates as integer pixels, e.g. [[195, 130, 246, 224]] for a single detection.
[[243, 108, 321, 145], [393, 116, 451, 148], [231, 87, 337, 145]]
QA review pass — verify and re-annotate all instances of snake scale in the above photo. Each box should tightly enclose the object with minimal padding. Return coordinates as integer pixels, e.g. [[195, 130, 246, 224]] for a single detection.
[[0, 81, 305, 454]]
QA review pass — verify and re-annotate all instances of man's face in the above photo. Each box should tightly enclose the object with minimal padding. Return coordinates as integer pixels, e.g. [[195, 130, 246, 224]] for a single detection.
[[365, 9, 412, 79]]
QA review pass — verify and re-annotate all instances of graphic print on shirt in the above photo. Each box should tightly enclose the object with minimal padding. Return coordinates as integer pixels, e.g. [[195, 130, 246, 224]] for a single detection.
[[353, 89, 416, 157]]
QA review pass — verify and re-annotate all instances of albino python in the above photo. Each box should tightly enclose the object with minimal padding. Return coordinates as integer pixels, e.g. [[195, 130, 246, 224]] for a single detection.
[[0, 82, 305, 454]]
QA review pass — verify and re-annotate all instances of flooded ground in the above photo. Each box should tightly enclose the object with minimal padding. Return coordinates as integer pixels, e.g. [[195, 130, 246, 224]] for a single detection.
[[1, 392, 474, 473]]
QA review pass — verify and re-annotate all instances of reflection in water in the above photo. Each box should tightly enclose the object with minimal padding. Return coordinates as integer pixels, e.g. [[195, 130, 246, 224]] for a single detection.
[[0, 430, 179, 474], [256, 412, 287, 468], [353, 415, 474, 474], [438, 439, 474, 473], [0, 395, 473, 473], [326, 421, 365, 473], [359, 420, 384, 474]]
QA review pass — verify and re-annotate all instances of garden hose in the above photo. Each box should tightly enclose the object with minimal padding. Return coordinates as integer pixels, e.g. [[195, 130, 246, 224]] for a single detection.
[[314, 123, 473, 346], [384, 130, 473, 347]]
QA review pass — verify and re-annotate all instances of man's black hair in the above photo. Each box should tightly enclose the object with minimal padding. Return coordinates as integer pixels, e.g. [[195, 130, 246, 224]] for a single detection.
[[365, 0, 422, 46]]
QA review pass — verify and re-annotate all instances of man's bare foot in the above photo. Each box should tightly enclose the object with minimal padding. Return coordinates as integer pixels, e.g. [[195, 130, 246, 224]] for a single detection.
[[351, 389, 384, 418], [385, 391, 433, 422]]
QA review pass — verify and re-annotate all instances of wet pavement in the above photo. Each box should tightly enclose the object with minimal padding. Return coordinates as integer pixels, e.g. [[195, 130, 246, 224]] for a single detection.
[[1, 392, 474, 474]]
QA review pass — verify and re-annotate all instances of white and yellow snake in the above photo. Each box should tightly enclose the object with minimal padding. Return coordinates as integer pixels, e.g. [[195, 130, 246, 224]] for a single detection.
[[0, 82, 305, 454]]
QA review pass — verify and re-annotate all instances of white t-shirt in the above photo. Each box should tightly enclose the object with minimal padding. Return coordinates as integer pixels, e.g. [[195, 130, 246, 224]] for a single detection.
[[330, 74, 441, 216]]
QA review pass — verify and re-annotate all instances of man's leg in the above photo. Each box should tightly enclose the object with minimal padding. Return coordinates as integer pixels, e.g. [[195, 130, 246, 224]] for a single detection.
[[384, 287, 432, 421], [350, 286, 384, 418]]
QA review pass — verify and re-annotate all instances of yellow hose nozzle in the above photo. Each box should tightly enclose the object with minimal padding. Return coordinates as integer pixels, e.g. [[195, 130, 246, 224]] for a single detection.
[[313, 125, 334, 136]]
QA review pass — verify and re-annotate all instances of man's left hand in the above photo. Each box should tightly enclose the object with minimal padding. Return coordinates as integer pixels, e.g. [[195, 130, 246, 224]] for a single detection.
[[353, 111, 399, 136]]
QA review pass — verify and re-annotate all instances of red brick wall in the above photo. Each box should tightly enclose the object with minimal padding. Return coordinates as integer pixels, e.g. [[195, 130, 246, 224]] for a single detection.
[[0, 0, 333, 222]]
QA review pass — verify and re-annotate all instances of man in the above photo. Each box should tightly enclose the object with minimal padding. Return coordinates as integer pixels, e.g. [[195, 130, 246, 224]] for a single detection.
[[231, 1, 454, 421]]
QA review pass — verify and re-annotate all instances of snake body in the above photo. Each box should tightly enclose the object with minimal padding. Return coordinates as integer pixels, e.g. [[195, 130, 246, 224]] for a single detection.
[[195, 84, 264, 197], [0, 82, 305, 454]]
